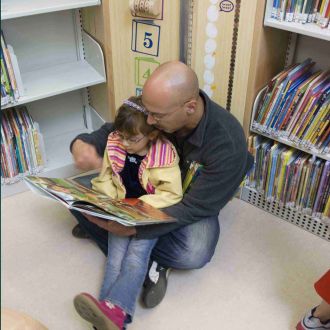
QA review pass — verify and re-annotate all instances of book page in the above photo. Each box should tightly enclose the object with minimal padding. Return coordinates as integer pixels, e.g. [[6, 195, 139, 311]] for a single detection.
[[25, 176, 176, 225]]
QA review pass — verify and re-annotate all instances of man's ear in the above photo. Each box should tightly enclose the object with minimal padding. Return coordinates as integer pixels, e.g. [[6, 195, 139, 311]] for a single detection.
[[185, 99, 197, 114]]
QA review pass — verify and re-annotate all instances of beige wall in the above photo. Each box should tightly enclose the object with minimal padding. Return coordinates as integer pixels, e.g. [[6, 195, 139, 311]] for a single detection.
[[82, 0, 181, 121]]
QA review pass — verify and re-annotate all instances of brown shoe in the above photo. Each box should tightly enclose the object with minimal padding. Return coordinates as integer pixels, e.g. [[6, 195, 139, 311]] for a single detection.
[[72, 224, 90, 239]]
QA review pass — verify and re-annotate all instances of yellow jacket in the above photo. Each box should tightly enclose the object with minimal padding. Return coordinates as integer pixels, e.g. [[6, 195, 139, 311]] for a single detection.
[[91, 131, 183, 209]]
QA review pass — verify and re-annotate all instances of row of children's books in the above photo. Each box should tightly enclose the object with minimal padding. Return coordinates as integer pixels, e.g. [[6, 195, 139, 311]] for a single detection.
[[252, 59, 330, 156], [247, 134, 330, 221], [271, 0, 330, 28], [1, 30, 24, 107], [1, 106, 46, 185]]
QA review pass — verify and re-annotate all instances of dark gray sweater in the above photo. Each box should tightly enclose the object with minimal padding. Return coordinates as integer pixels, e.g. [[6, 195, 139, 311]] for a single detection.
[[71, 90, 254, 239]]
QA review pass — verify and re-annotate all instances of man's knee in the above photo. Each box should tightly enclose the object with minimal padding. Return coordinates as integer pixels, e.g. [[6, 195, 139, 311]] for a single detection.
[[154, 216, 220, 270], [174, 238, 215, 269]]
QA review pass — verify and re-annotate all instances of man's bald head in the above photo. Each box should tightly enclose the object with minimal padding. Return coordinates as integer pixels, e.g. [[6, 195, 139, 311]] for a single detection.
[[142, 61, 202, 134], [143, 61, 199, 107]]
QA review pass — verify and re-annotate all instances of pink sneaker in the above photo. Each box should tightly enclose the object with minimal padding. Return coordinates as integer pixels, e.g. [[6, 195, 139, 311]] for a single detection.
[[74, 293, 126, 330]]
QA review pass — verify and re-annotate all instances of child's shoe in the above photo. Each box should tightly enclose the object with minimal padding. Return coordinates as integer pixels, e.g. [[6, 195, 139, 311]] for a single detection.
[[296, 307, 330, 330], [74, 293, 126, 330]]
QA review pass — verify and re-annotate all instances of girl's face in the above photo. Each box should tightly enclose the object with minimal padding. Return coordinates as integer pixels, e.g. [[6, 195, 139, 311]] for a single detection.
[[117, 131, 150, 156]]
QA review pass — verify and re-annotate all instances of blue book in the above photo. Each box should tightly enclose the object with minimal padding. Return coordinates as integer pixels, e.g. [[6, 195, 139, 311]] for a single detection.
[[273, 70, 312, 130], [267, 144, 280, 198], [268, 60, 314, 129]]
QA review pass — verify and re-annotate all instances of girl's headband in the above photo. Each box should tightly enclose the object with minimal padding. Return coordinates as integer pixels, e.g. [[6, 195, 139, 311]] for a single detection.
[[123, 99, 148, 115]]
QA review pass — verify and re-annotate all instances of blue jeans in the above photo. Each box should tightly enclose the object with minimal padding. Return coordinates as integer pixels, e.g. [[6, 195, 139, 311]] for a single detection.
[[71, 211, 219, 320], [70, 210, 220, 269], [99, 234, 157, 318]]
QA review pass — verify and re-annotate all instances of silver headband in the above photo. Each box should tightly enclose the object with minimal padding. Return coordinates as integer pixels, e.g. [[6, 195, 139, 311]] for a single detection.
[[123, 99, 148, 115]]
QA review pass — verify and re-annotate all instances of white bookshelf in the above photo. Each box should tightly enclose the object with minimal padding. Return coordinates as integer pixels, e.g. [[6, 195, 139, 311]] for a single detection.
[[239, 0, 330, 239], [1, 59, 104, 109], [264, 18, 330, 42], [246, 85, 330, 239], [240, 186, 329, 241], [2, 59, 105, 110], [264, 1, 330, 42], [1, 5, 106, 197], [1, 0, 100, 20]]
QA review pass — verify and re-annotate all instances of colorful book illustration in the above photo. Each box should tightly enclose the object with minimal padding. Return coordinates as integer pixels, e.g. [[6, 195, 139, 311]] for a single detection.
[[24, 176, 176, 226]]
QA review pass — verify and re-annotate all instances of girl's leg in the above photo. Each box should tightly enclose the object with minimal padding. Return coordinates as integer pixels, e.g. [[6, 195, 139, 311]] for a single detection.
[[99, 234, 130, 300], [70, 210, 108, 255], [106, 238, 158, 318]]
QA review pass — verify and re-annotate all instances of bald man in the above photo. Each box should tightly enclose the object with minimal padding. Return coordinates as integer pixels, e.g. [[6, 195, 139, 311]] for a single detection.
[[70, 61, 253, 310]]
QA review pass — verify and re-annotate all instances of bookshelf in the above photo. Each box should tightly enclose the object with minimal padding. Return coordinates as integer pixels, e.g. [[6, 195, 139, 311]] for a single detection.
[[1, 0, 100, 20], [263, 0, 330, 42], [1, 3, 106, 197], [1, 38, 105, 109], [239, 0, 330, 241], [264, 18, 330, 41]]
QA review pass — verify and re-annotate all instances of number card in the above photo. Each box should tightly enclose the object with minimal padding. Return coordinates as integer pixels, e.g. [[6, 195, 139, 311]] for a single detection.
[[135, 57, 160, 87], [131, 20, 160, 57]]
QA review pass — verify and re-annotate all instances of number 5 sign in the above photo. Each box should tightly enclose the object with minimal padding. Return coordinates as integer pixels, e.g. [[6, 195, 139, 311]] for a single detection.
[[131, 20, 160, 57]]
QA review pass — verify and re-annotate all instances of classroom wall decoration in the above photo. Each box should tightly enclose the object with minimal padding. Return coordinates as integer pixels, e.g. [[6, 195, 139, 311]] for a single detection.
[[189, 0, 236, 108], [82, 1, 180, 115]]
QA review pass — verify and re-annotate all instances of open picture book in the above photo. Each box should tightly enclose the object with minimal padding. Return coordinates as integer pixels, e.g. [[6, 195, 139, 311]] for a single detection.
[[24, 176, 176, 226]]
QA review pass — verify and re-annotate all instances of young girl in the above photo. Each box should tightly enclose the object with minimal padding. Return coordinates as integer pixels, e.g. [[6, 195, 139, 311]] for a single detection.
[[73, 96, 182, 330]]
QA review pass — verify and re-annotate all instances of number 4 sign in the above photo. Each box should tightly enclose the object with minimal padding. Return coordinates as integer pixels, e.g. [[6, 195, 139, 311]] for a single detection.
[[131, 20, 160, 57], [135, 57, 160, 86]]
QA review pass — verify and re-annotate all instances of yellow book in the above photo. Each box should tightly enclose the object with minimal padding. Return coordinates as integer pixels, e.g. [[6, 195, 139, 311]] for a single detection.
[[309, 110, 329, 145], [304, 105, 328, 143], [296, 165, 308, 209], [313, 119, 330, 146], [265, 144, 277, 196], [323, 195, 330, 218], [276, 149, 293, 201], [319, 0, 327, 16], [299, 101, 322, 140]]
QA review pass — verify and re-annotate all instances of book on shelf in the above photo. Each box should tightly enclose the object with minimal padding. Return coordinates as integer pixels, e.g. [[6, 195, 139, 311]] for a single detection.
[[246, 134, 330, 221], [253, 61, 330, 156], [1, 30, 23, 107], [271, 0, 330, 28], [24, 176, 177, 227], [1, 106, 46, 185]]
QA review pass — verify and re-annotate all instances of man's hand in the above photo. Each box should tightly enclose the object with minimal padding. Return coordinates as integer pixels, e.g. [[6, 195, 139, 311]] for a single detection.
[[84, 214, 137, 236], [71, 139, 103, 171]]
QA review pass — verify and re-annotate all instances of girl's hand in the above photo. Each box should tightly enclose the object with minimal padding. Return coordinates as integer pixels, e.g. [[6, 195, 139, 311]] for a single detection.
[[71, 140, 103, 171]]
